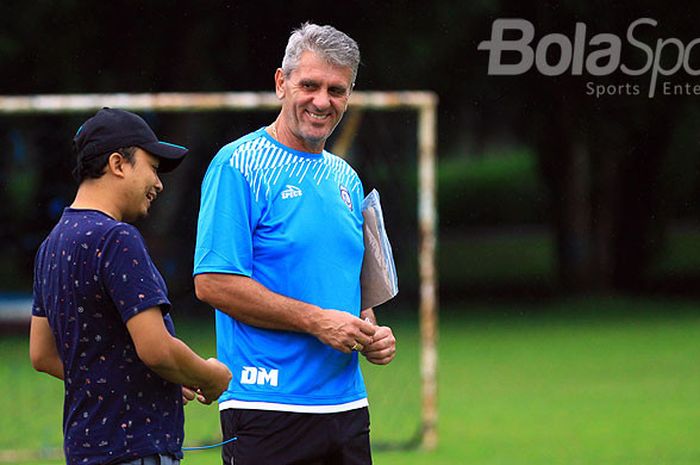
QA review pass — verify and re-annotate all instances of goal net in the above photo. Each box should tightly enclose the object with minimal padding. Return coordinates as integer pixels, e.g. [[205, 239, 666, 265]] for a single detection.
[[0, 91, 438, 452]]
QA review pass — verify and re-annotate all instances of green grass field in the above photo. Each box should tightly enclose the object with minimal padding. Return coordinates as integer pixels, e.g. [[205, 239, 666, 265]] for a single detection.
[[3, 297, 700, 465]]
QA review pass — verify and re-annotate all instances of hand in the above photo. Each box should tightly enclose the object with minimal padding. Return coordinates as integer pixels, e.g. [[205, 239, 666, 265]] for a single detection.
[[182, 385, 210, 404], [182, 386, 198, 405], [313, 310, 376, 353], [197, 358, 232, 404], [361, 325, 396, 365]]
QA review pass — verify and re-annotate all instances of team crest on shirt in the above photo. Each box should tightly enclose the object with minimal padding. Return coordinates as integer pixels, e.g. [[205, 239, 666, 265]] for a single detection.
[[339, 185, 353, 211]]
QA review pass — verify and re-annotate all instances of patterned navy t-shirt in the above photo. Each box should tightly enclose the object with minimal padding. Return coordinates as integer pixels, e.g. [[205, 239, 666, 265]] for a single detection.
[[32, 208, 184, 465]]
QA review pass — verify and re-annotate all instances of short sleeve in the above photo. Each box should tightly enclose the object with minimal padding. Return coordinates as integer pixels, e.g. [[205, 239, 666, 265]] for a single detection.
[[100, 224, 171, 323], [194, 153, 260, 276], [32, 245, 46, 317]]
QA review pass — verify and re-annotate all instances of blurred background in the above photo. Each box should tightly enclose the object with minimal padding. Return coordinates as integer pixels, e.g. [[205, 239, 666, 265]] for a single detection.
[[2, 1, 700, 464]]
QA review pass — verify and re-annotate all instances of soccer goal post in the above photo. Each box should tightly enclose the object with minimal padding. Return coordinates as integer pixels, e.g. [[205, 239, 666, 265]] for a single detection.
[[0, 90, 439, 450]]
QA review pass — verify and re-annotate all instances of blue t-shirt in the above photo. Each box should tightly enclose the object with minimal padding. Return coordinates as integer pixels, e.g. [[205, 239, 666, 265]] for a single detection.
[[32, 208, 184, 465], [194, 128, 367, 413]]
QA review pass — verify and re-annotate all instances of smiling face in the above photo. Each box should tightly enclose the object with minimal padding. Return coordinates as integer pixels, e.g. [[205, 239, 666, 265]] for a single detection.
[[275, 51, 354, 153], [121, 148, 163, 221]]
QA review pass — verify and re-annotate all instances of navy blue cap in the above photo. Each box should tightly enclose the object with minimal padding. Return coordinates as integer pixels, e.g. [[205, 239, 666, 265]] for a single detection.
[[73, 108, 188, 172]]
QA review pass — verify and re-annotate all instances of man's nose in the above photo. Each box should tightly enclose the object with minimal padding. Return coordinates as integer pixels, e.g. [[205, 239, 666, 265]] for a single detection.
[[311, 89, 331, 110]]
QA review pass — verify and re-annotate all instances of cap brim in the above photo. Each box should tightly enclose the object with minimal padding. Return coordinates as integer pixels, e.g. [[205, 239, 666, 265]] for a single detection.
[[141, 141, 189, 172]]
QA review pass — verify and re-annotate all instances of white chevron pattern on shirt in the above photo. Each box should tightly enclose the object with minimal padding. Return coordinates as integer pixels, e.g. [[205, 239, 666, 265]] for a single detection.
[[228, 136, 362, 201]]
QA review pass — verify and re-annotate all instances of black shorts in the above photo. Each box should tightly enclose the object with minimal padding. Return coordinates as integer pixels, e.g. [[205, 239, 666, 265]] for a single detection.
[[220, 407, 372, 465]]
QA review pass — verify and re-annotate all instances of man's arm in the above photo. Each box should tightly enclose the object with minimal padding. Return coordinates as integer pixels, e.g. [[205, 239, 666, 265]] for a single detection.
[[359, 308, 396, 365], [126, 307, 232, 403], [194, 273, 376, 353], [29, 316, 64, 380]]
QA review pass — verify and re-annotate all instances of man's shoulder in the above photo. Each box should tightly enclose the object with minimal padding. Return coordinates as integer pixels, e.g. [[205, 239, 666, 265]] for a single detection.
[[62, 210, 146, 252], [212, 128, 269, 167], [323, 150, 351, 166], [103, 221, 144, 243], [323, 151, 361, 179], [46, 209, 130, 241], [76, 210, 141, 240]]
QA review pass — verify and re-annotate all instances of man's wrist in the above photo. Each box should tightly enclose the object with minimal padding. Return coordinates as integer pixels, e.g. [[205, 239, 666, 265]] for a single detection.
[[301, 304, 319, 335]]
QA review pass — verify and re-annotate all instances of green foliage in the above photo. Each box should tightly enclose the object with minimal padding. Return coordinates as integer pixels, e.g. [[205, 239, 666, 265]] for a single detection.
[[439, 150, 549, 229], [650, 227, 700, 277], [659, 105, 700, 220], [439, 228, 555, 293]]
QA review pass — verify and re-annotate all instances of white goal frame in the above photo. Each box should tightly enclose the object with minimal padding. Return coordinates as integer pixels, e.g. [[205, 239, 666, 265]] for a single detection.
[[0, 91, 439, 450]]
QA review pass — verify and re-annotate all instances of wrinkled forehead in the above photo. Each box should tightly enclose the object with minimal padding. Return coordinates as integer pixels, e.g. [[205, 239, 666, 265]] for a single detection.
[[288, 51, 354, 86]]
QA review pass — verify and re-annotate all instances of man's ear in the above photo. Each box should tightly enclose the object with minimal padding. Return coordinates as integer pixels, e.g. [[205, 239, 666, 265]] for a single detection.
[[274, 68, 285, 99], [106, 152, 127, 178]]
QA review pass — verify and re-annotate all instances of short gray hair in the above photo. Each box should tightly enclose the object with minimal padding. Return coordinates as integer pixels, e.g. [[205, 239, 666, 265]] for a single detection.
[[281, 22, 360, 85]]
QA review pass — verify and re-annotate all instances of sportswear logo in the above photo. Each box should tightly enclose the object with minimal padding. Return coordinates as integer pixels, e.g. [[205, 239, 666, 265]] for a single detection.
[[339, 185, 353, 211], [241, 366, 279, 387], [281, 185, 303, 200]]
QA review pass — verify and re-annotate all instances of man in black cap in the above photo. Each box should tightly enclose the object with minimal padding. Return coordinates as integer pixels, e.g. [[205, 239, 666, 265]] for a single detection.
[[29, 108, 232, 465]]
